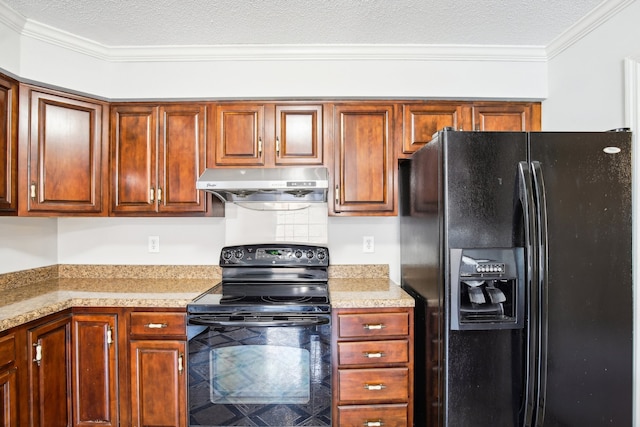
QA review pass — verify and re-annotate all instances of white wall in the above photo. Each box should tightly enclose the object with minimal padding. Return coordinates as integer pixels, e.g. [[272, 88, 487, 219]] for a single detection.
[[0, 218, 57, 273], [543, 1, 640, 130]]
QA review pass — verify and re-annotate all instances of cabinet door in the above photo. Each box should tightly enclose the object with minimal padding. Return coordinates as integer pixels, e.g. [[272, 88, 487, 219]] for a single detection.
[[0, 332, 19, 427], [21, 88, 107, 215], [333, 104, 395, 215], [158, 105, 208, 213], [215, 104, 265, 166], [274, 104, 324, 165], [27, 315, 72, 427], [401, 103, 468, 156], [111, 105, 158, 213], [72, 314, 118, 427], [130, 340, 186, 427], [471, 102, 541, 131], [0, 75, 17, 214]]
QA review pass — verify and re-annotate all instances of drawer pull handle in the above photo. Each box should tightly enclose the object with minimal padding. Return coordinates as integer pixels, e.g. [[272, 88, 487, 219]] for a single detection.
[[364, 421, 384, 427], [363, 323, 386, 330], [145, 323, 168, 329], [364, 383, 386, 391], [363, 351, 385, 358]]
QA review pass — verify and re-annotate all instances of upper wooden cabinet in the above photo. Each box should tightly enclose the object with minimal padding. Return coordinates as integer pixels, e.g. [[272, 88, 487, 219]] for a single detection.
[[399, 101, 541, 156], [0, 75, 18, 215], [332, 104, 396, 215], [400, 102, 468, 157], [214, 102, 324, 167], [111, 103, 215, 216], [18, 86, 108, 215], [470, 101, 541, 132]]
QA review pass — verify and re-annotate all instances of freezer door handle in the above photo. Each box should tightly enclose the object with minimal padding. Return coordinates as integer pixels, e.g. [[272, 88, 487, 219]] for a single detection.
[[516, 161, 539, 427], [531, 160, 549, 427]]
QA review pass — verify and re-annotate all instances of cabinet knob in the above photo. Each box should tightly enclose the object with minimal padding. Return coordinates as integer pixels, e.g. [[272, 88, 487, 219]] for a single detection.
[[363, 323, 386, 330], [364, 383, 386, 391], [33, 341, 42, 366], [363, 351, 385, 358], [145, 323, 168, 329]]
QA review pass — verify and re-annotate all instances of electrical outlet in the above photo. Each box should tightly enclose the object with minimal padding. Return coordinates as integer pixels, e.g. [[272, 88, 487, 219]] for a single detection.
[[363, 236, 374, 253], [148, 236, 160, 253]]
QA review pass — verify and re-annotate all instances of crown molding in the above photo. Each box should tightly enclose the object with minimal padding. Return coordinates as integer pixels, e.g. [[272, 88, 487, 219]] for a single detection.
[[546, 0, 636, 59], [1, 0, 630, 63]]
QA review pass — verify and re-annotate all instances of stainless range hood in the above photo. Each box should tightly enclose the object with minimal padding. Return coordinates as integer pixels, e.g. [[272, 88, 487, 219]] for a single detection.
[[196, 167, 329, 204]]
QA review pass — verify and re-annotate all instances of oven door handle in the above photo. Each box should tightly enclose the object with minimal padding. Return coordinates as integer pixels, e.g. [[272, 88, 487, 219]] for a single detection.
[[188, 316, 330, 328]]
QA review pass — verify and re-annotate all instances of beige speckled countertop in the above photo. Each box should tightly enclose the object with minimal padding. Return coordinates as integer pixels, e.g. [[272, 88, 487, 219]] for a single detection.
[[0, 264, 414, 332]]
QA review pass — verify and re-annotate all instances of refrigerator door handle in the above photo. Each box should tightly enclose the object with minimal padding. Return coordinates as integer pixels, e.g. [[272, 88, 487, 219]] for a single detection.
[[531, 160, 549, 427], [516, 161, 539, 427]]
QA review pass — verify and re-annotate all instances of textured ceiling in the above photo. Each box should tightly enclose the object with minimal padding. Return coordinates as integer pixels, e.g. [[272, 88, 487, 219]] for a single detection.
[[2, 0, 606, 47]]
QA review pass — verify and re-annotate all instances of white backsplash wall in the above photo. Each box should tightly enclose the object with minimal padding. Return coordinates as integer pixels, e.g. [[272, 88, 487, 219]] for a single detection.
[[224, 203, 328, 245], [0, 217, 58, 274]]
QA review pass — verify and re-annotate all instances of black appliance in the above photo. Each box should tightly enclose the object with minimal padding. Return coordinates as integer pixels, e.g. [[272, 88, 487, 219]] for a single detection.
[[399, 129, 632, 426], [187, 243, 332, 427]]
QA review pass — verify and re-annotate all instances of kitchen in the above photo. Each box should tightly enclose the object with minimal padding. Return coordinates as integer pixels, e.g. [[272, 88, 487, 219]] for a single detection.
[[1, 0, 639, 426]]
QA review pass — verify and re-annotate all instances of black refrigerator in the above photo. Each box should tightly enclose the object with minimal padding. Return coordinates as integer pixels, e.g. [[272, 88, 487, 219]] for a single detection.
[[399, 129, 632, 427]]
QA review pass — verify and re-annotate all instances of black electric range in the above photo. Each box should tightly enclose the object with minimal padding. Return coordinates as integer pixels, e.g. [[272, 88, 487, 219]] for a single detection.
[[188, 243, 331, 318]]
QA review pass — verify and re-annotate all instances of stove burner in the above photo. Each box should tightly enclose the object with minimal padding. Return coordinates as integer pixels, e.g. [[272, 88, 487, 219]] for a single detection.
[[219, 294, 245, 303]]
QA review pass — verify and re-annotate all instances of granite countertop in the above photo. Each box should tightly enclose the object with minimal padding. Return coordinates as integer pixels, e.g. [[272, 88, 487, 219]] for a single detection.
[[0, 264, 414, 332]]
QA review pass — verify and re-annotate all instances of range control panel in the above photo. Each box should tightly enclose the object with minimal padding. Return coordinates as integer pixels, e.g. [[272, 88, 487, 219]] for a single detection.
[[220, 244, 329, 266]]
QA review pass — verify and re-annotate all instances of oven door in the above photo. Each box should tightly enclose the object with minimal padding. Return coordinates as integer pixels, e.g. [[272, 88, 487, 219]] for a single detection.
[[187, 313, 332, 427]]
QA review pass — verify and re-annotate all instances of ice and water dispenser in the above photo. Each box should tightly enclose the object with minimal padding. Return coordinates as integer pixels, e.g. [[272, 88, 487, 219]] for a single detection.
[[450, 248, 525, 330]]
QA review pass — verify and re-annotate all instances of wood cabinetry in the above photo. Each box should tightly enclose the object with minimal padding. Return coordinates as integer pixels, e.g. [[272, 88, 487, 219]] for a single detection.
[[331, 104, 396, 215], [399, 101, 541, 157], [214, 102, 324, 167], [111, 104, 214, 215], [333, 307, 414, 427], [27, 313, 72, 427], [0, 332, 20, 427], [18, 86, 108, 215], [0, 74, 18, 215], [129, 311, 187, 427], [470, 101, 541, 132], [71, 313, 119, 427], [400, 102, 468, 157]]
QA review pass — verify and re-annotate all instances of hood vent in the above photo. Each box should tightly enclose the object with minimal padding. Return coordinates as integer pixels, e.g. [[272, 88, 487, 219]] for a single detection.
[[196, 167, 329, 204]]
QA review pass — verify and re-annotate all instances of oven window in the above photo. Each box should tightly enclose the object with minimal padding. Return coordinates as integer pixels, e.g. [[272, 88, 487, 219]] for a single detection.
[[211, 344, 310, 404]]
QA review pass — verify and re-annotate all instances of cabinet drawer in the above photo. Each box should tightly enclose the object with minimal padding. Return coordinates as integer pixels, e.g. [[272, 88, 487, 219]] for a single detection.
[[338, 340, 409, 366], [338, 312, 409, 338], [130, 312, 186, 337], [338, 404, 408, 427], [0, 334, 16, 368], [338, 368, 409, 403]]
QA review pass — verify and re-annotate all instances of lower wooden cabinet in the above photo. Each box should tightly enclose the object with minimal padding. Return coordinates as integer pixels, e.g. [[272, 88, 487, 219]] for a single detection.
[[27, 313, 73, 427], [130, 340, 186, 427], [0, 333, 19, 427], [129, 310, 187, 427], [72, 313, 119, 427], [333, 307, 414, 427]]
